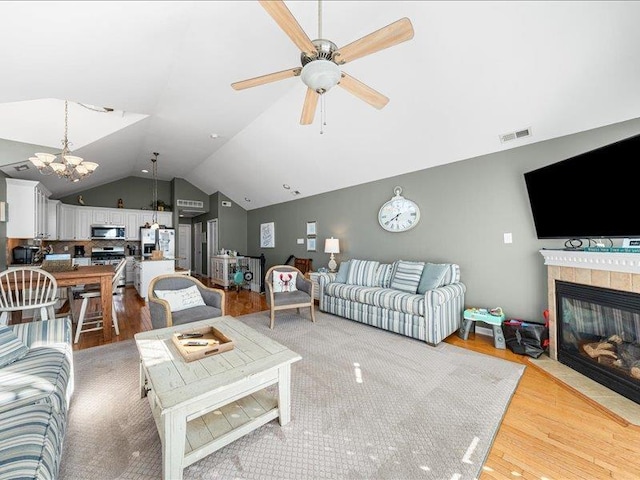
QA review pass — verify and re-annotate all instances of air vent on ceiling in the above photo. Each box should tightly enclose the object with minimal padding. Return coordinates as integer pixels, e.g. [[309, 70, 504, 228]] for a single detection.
[[499, 127, 532, 144], [176, 199, 204, 209], [14, 164, 30, 172]]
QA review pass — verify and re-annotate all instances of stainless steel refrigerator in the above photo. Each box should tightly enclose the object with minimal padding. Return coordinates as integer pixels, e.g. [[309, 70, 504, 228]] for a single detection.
[[140, 227, 176, 259]]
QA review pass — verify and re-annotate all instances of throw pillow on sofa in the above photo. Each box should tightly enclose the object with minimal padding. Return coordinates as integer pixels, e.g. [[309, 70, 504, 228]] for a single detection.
[[346, 260, 380, 287], [154, 285, 206, 312], [376, 263, 393, 288], [390, 260, 425, 294], [417, 263, 450, 294], [0, 325, 29, 368], [272, 271, 298, 292], [335, 261, 351, 283]]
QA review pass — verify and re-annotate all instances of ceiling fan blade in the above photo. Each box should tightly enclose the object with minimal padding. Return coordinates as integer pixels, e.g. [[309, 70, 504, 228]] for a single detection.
[[333, 17, 414, 65], [259, 0, 316, 56], [300, 88, 319, 125], [338, 72, 389, 109], [231, 67, 301, 90]]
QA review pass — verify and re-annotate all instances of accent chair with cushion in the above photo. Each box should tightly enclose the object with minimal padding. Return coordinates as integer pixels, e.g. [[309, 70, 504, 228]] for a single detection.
[[148, 274, 226, 329], [265, 265, 315, 329]]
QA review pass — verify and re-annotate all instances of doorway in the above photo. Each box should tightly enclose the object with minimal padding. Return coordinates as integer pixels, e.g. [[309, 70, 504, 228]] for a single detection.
[[194, 222, 202, 276], [207, 219, 219, 277], [178, 224, 191, 271]]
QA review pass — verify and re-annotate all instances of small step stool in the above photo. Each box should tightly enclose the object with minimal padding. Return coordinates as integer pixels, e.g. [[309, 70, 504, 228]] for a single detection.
[[459, 308, 506, 349]]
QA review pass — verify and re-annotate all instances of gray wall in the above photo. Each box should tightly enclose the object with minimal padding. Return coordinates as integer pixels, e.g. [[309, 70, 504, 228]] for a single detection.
[[57, 176, 172, 210], [247, 117, 640, 321]]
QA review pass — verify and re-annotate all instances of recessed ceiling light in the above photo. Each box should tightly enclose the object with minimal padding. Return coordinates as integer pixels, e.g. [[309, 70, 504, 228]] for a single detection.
[[141, 169, 149, 173], [244, 197, 251, 202], [283, 184, 290, 189], [209, 133, 219, 139], [291, 190, 301, 195]]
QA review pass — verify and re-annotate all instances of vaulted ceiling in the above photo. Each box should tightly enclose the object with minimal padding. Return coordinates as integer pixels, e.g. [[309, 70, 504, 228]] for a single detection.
[[2, 1, 640, 209]]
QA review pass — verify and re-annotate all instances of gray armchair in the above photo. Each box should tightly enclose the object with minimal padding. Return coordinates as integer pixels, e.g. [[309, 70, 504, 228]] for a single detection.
[[148, 274, 226, 329], [265, 265, 315, 329]]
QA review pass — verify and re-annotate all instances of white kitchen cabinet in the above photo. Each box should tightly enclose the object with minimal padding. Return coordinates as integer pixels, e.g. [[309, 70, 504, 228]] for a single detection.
[[126, 212, 140, 240], [139, 211, 155, 227], [92, 207, 126, 226], [6, 178, 51, 239], [157, 211, 173, 227], [125, 256, 135, 284], [58, 204, 77, 240], [76, 209, 92, 240], [133, 258, 174, 301], [47, 199, 60, 240]]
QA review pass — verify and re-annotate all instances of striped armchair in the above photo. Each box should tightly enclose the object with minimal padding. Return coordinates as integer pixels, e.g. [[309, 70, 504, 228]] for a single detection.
[[318, 259, 466, 346]]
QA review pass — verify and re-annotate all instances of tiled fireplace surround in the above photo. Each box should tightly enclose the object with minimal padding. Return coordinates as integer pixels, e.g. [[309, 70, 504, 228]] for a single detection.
[[537, 249, 640, 425]]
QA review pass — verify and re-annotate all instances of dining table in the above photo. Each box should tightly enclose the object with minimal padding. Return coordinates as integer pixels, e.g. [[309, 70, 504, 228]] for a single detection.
[[51, 265, 116, 341]]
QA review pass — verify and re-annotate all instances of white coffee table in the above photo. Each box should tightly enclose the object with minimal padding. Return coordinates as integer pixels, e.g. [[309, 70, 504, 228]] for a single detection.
[[134, 316, 302, 480]]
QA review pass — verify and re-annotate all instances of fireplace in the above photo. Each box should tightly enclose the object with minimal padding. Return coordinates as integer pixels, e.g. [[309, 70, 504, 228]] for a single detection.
[[556, 280, 640, 404]]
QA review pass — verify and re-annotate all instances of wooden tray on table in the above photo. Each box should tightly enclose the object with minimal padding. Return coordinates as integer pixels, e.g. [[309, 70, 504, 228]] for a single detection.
[[171, 325, 235, 362]]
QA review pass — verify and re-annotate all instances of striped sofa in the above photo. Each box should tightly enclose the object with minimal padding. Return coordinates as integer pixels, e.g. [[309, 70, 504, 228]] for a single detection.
[[319, 259, 466, 346], [0, 317, 74, 479]]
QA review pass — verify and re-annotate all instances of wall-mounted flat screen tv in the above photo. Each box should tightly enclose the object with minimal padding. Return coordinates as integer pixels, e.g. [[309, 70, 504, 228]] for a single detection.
[[524, 133, 640, 239]]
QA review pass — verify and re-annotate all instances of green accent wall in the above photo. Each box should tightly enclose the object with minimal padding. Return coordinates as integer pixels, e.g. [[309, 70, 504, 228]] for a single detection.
[[247, 117, 640, 322], [57, 176, 172, 210]]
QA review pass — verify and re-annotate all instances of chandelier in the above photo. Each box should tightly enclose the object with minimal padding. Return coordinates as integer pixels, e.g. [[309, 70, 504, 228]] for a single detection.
[[29, 100, 99, 182]]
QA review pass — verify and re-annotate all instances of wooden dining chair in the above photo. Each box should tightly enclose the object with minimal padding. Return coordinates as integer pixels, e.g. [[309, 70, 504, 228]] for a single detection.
[[73, 258, 126, 343], [0, 267, 58, 326]]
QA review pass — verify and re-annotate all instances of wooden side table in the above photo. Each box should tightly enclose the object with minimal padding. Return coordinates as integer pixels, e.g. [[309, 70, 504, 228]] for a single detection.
[[307, 271, 321, 303]]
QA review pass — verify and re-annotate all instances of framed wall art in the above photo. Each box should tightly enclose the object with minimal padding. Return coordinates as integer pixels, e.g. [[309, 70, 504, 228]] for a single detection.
[[260, 222, 275, 248], [306, 221, 317, 236], [307, 237, 316, 251]]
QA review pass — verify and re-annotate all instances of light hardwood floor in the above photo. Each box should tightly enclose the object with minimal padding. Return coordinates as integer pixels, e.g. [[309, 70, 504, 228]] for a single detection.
[[69, 279, 640, 480]]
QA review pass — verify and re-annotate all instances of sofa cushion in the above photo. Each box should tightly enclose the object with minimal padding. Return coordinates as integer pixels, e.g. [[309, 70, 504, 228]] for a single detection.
[[272, 270, 298, 292], [324, 284, 425, 316], [417, 263, 450, 294], [0, 403, 64, 480], [325, 283, 379, 302], [154, 285, 206, 312], [170, 305, 223, 326], [376, 264, 393, 288], [335, 261, 350, 283], [273, 290, 312, 306], [0, 345, 72, 415], [390, 260, 425, 294], [346, 259, 380, 287], [0, 326, 29, 368]]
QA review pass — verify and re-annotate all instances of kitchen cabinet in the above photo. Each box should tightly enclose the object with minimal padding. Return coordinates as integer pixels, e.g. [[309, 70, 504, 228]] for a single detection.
[[133, 258, 174, 301], [58, 204, 77, 241], [75, 209, 92, 240], [125, 256, 135, 284], [47, 199, 60, 240], [92, 207, 126, 226], [6, 178, 51, 239], [126, 212, 140, 240], [158, 211, 173, 227]]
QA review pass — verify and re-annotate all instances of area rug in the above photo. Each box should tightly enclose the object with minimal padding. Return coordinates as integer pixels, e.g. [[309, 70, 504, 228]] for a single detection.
[[59, 310, 525, 480]]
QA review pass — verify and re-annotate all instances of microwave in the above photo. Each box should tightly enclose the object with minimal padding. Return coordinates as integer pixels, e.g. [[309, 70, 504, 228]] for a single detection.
[[91, 225, 126, 240]]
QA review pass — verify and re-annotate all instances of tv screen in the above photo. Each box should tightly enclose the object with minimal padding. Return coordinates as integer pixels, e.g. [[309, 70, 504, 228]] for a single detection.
[[524, 133, 640, 239]]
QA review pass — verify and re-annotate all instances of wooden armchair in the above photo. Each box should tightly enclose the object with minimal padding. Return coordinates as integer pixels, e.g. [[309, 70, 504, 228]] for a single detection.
[[265, 265, 315, 329], [148, 274, 226, 329]]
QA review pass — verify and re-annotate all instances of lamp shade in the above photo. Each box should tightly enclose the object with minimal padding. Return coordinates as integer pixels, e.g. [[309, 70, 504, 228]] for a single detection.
[[324, 237, 340, 254]]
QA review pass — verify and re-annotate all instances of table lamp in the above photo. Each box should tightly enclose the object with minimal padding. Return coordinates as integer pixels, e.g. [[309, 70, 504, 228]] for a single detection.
[[324, 237, 340, 272]]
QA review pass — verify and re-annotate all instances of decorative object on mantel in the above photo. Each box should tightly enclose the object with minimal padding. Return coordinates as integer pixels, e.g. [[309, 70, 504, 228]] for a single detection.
[[324, 237, 340, 272], [28, 100, 99, 182]]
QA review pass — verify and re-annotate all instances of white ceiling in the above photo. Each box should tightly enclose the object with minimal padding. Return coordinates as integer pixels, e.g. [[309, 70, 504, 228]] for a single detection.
[[2, 1, 640, 209]]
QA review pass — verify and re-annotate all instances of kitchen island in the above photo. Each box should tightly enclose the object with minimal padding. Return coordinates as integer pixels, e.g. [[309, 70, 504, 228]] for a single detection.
[[133, 258, 175, 301]]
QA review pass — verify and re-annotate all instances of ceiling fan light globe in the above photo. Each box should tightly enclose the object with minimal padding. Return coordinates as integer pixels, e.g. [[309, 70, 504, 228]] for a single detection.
[[301, 59, 341, 93]]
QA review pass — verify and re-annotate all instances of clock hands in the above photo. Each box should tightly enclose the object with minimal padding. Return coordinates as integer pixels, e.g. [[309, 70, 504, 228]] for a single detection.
[[385, 212, 401, 226]]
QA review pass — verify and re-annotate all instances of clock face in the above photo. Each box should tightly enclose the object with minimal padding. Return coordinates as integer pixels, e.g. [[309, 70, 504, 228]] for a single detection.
[[378, 197, 421, 232]]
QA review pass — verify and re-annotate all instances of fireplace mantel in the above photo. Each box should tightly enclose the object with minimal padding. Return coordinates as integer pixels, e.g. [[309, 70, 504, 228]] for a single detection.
[[540, 249, 640, 274]]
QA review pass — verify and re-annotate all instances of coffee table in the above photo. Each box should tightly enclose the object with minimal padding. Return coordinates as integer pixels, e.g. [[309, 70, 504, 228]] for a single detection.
[[134, 316, 302, 480]]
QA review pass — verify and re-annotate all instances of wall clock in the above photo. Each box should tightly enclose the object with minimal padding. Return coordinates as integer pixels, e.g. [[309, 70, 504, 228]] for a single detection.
[[378, 186, 421, 232]]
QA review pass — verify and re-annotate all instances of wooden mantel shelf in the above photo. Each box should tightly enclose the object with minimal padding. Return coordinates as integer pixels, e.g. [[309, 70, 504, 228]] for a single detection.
[[540, 249, 640, 274]]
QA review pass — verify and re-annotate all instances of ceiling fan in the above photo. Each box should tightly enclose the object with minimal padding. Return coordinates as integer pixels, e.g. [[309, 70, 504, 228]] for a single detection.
[[231, 0, 414, 125]]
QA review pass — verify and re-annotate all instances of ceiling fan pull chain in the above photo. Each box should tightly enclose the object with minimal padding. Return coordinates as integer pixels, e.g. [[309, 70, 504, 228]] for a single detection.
[[320, 94, 327, 135]]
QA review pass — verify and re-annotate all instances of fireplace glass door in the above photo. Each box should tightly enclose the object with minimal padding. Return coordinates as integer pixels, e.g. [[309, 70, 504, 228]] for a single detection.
[[556, 280, 640, 404]]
